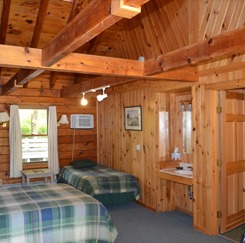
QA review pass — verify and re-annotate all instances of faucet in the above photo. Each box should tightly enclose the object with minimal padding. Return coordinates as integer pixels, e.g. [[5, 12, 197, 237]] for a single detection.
[[187, 166, 193, 171]]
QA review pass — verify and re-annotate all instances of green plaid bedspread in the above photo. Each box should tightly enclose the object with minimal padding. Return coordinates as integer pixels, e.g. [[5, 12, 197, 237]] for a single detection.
[[0, 183, 117, 243], [57, 165, 141, 199]]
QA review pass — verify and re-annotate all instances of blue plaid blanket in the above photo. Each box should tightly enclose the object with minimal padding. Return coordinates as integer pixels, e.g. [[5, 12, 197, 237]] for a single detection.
[[0, 183, 117, 243], [58, 165, 141, 199]]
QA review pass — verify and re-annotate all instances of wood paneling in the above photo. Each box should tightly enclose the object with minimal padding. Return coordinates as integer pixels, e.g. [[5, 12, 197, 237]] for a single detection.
[[98, 85, 193, 212], [191, 86, 219, 235], [0, 95, 97, 185]]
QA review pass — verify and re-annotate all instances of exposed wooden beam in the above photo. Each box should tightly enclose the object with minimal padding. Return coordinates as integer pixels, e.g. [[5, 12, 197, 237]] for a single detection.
[[0, 0, 11, 44], [0, 0, 11, 85], [31, 0, 50, 48], [42, 0, 122, 66], [60, 67, 198, 97], [0, 45, 144, 76], [111, 0, 146, 19], [1, 69, 43, 95], [61, 76, 137, 97], [124, 0, 150, 8], [42, 0, 149, 66], [68, 0, 80, 22], [144, 28, 245, 75], [0, 44, 199, 83], [205, 78, 245, 90], [1, 0, 50, 95]]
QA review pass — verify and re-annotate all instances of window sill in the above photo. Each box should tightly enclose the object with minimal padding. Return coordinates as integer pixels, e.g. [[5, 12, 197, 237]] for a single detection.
[[23, 162, 48, 170]]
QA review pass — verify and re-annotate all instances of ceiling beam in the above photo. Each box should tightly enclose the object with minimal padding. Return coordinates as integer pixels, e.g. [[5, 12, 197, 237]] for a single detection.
[[111, 0, 146, 19], [0, 44, 198, 83], [60, 76, 137, 97], [68, 0, 80, 22], [1, 0, 50, 95], [31, 0, 50, 48], [144, 27, 245, 75], [1, 69, 43, 95], [0, 0, 11, 85], [42, 0, 149, 66], [0, 45, 144, 76], [60, 66, 198, 97], [123, 0, 150, 8], [0, 0, 11, 44], [42, 0, 122, 66], [205, 78, 245, 90]]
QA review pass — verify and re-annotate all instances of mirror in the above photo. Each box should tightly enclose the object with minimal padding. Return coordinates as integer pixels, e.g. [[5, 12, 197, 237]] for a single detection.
[[181, 102, 192, 154]]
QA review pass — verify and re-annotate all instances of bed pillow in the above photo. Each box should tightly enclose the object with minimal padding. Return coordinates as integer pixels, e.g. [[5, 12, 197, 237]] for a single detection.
[[72, 159, 97, 168]]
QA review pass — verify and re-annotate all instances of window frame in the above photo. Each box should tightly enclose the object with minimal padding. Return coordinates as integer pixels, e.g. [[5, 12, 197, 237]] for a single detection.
[[19, 106, 49, 167]]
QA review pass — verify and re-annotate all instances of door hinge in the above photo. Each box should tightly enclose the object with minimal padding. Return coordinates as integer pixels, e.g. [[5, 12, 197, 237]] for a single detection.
[[217, 211, 222, 218], [217, 159, 222, 166], [216, 106, 222, 114]]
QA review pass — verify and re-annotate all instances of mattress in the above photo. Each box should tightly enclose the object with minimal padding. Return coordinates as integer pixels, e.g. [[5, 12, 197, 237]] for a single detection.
[[0, 183, 117, 243], [57, 165, 141, 204]]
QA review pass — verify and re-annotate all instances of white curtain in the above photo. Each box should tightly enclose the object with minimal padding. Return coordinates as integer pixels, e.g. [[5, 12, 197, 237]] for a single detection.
[[48, 106, 59, 175], [9, 105, 22, 178]]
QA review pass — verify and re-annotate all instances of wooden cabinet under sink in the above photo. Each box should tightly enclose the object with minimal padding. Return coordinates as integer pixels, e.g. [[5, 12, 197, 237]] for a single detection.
[[156, 161, 193, 215]]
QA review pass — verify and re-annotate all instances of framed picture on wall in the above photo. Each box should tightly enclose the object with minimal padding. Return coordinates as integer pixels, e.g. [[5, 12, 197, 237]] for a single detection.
[[124, 106, 142, 131]]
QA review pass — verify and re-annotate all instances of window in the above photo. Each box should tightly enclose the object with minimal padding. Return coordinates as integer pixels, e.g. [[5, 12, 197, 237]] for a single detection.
[[19, 109, 48, 163]]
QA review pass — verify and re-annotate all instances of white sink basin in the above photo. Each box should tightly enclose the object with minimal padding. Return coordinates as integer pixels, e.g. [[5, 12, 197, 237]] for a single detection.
[[175, 170, 193, 175]]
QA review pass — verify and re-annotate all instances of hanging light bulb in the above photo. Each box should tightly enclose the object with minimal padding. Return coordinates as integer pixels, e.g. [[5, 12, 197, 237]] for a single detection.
[[81, 93, 88, 106]]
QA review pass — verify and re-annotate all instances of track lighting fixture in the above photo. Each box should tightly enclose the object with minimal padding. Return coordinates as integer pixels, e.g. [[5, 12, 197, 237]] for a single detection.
[[96, 88, 108, 102], [80, 85, 110, 106], [81, 93, 88, 106]]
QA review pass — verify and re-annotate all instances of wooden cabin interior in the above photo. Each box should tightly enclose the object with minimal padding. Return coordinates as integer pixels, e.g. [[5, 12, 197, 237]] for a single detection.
[[0, 0, 244, 237]]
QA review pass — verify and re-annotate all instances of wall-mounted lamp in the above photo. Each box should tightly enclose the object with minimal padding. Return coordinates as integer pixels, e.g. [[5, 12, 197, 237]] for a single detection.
[[57, 115, 69, 126], [97, 87, 108, 102], [81, 93, 88, 106], [0, 111, 10, 127]]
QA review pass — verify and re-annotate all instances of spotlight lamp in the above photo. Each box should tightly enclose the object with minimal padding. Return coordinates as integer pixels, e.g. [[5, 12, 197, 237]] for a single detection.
[[96, 87, 108, 102], [81, 93, 88, 106], [80, 85, 110, 106]]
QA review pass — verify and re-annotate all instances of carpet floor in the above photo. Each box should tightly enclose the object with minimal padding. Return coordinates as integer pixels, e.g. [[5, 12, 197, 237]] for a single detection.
[[221, 224, 245, 243], [106, 202, 233, 243]]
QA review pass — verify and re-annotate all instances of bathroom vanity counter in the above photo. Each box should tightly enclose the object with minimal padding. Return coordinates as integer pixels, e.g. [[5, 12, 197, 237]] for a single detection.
[[158, 168, 193, 185]]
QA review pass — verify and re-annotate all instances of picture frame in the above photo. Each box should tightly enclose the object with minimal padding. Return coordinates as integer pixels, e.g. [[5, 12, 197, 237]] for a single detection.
[[124, 106, 142, 131]]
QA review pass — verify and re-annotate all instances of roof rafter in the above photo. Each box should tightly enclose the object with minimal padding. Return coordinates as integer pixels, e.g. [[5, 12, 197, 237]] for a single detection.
[[0, 0, 11, 44], [0, 0, 11, 85], [1, 0, 50, 95], [42, 0, 148, 66]]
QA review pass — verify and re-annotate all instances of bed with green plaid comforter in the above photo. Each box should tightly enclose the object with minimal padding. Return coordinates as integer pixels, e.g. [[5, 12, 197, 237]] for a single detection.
[[57, 165, 141, 203], [0, 183, 117, 243]]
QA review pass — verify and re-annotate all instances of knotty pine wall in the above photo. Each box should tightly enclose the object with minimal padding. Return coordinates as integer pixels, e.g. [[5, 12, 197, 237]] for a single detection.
[[97, 85, 193, 212], [0, 95, 97, 185]]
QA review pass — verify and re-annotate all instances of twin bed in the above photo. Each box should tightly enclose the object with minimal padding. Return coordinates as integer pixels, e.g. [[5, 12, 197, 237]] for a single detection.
[[0, 183, 117, 243], [57, 163, 141, 205], [0, 162, 141, 242]]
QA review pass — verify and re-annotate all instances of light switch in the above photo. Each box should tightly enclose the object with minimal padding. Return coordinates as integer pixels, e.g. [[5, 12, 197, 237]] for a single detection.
[[136, 145, 140, 151]]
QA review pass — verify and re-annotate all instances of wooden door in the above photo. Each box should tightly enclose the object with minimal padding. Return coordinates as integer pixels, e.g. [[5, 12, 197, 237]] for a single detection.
[[220, 90, 245, 233]]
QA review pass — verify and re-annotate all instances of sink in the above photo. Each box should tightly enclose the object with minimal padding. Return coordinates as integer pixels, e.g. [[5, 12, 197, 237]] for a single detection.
[[159, 168, 193, 178], [175, 170, 193, 176]]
